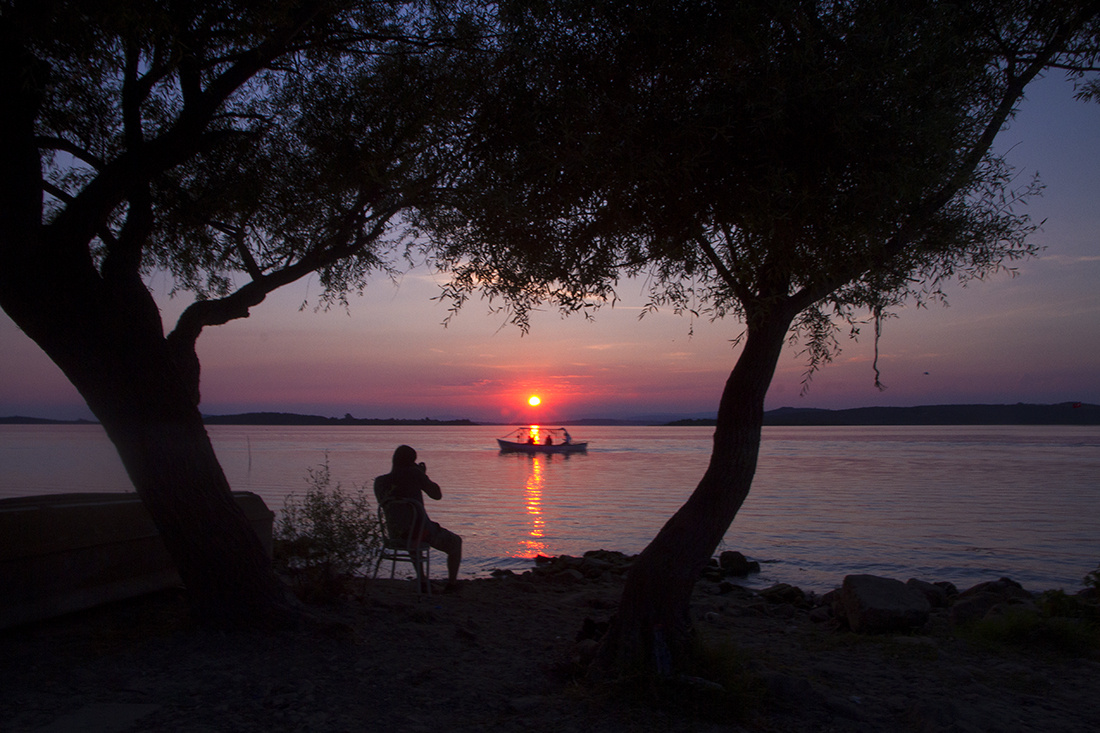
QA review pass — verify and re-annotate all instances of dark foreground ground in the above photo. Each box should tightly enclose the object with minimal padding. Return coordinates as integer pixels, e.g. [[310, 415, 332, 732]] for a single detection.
[[2, 563, 1098, 732]]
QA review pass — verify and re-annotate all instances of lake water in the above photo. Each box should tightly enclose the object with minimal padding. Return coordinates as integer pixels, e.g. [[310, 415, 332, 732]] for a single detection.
[[2, 424, 1098, 593]]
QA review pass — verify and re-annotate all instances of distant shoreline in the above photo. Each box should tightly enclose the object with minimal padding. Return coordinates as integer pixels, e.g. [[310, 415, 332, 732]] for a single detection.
[[0, 413, 477, 427], [712, 401, 1100, 427], [3, 402, 1098, 426]]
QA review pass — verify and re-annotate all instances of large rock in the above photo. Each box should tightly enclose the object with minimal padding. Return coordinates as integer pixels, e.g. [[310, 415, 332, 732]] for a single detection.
[[958, 576, 1031, 602], [950, 577, 1033, 627], [949, 592, 1003, 626], [529, 550, 634, 583], [758, 582, 809, 608], [835, 574, 931, 633], [718, 550, 761, 577]]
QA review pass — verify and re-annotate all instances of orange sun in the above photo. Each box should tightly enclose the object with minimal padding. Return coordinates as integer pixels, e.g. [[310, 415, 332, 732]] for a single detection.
[[528, 395, 541, 407]]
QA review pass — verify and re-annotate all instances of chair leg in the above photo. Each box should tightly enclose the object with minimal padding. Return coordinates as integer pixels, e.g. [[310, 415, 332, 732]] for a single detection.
[[412, 552, 430, 596], [379, 547, 431, 595]]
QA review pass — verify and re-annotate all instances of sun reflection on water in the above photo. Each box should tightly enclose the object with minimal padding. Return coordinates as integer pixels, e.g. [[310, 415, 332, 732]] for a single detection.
[[516, 454, 548, 557]]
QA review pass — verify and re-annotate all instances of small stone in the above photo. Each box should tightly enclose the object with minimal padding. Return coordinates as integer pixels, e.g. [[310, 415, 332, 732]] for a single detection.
[[572, 639, 600, 666]]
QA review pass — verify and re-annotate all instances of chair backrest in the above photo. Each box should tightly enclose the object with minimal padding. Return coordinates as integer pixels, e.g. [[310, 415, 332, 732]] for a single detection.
[[376, 495, 427, 548]]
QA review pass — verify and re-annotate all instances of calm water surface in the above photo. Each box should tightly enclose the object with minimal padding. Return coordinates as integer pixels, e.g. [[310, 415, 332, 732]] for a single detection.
[[2, 424, 1097, 592]]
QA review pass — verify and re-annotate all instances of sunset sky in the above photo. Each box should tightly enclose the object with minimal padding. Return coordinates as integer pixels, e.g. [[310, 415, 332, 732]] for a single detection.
[[2, 75, 1098, 423]]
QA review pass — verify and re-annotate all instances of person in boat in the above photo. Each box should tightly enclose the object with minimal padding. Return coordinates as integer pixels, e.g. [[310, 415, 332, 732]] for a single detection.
[[560, 428, 571, 445], [373, 444, 463, 592], [544, 435, 553, 445]]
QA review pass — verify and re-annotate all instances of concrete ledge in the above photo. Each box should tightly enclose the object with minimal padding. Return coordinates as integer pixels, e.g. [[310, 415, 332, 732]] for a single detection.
[[0, 491, 274, 629]]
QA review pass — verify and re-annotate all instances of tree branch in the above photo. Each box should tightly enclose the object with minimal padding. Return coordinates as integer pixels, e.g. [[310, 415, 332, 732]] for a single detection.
[[785, 9, 1098, 316], [36, 136, 105, 170], [879, 11, 1094, 266], [168, 191, 406, 352], [45, 0, 339, 261], [694, 232, 754, 307]]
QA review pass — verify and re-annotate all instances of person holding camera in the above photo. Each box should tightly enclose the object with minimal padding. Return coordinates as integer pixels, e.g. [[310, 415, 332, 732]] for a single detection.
[[373, 444, 463, 592]]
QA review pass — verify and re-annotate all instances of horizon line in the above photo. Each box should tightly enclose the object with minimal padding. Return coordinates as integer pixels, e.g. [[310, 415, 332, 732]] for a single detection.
[[3, 400, 1096, 427]]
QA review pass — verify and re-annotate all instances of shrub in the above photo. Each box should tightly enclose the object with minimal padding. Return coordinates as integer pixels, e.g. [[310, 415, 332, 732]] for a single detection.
[[273, 458, 383, 602]]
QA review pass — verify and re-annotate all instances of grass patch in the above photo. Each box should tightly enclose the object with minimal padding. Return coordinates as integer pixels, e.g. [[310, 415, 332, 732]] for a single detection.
[[571, 629, 766, 728], [679, 629, 767, 723], [960, 605, 1100, 658]]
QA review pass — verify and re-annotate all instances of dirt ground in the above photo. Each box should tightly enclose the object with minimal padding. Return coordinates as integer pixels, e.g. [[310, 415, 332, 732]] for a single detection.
[[2, 567, 1098, 732]]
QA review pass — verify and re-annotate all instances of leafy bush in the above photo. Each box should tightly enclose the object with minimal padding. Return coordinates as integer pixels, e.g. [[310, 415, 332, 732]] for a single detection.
[[273, 458, 383, 602]]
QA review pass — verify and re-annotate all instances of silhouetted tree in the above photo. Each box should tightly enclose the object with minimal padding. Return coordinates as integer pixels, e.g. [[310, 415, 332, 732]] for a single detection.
[[0, 1, 483, 626], [428, 0, 1100, 673]]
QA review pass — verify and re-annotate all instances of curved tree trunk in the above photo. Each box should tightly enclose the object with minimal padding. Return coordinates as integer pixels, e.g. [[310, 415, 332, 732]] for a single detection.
[[594, 306, 794, 675], [88, 347, 293, 627], [101, 407, 293, 627], [1, 39, 293, 628], [20, 301, 293, 626], [18, 300, 293, 627], [0, 236, 293, 629]]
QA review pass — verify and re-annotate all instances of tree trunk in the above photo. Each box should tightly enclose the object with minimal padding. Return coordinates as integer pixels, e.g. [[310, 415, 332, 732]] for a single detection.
[[12, 284, 294, 627], [594, 306, 794, 675], [0, 223, 293, 629], [103, 410, 294, 628], [1, 37, 294, 628]]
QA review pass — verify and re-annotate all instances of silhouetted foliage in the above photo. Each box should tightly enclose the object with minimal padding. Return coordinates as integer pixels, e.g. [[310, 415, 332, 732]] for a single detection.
[[275, 459, 384, 603], [426, 0, 1100, 674], [0, 0, 487, 626]]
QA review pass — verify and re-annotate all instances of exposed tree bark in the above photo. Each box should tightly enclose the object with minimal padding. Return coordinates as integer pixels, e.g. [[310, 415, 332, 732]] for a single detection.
[[594, 301, 796, 674]]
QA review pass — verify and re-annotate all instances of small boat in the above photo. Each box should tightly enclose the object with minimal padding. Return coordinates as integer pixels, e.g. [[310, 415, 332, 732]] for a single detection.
[[497, 426, 587, 454]]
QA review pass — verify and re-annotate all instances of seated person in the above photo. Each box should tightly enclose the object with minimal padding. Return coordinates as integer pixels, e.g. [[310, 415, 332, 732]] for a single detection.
[[374, 445, 462, 592]]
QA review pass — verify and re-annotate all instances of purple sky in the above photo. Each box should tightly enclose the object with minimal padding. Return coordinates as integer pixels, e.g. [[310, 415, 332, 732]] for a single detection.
[[2, 75, 1098, 423]]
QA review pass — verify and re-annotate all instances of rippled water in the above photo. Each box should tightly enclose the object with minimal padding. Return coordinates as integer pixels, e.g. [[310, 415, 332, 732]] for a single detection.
[[2, 424, 1097, 592]]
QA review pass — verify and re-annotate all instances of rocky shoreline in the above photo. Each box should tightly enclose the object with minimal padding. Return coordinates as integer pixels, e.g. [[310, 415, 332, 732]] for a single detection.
[[2, 551, 1098, 732]]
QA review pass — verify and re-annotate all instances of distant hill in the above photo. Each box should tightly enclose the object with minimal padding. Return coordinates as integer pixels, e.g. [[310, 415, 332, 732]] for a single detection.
[[0, 416, 96, 425], [0, 412, 478, 426], [200, 412, 478, 426], [669, 402, 1100, 426]]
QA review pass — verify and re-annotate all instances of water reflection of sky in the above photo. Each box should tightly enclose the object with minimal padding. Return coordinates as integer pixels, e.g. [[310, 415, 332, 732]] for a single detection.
[[6, 424, 1098, 591], [517, 455, 547, 557]]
